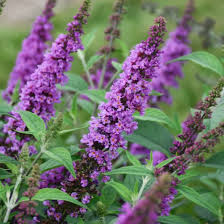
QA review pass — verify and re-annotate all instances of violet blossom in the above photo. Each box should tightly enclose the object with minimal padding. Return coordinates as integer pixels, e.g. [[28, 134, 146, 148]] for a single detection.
[[2, 0, 56, 103], [1, 0, 90, 157], [42, 17, 167, 222]]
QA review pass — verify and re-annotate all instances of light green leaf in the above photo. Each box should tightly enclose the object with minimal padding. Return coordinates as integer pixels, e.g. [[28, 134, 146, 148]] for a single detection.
[[125, 151, 141, 166], [149, 90, 163, 96], [0, 102, 13, 116], [106, 166, 152, 176], [59, 73, 88, 93], [77, 98, 94, 114], [11, 80, 20, 104], [112, 61, 122, 73], [134, 108, 178, 133], [106, 181, 132, 202], [178, 185, 219, 216], [87, 55, 104, 70], [70, 94, 78, 120], [117, 39, 129, 58], [18, 110, 46, 140], [59, 122, 89, 135], [32, 188, 87, 209], [0, 168, 14, 179], [156, 157, 176, 169], [124, 121, 173, 156], [81, 89, 106, 104], [44, 147, 76, 178], [169, 51, 224, 76], [82, 31, 96, 51]]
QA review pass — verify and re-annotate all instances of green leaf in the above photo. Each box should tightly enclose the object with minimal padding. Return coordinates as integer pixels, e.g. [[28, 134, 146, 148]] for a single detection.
[[40, 159, 62, 173], [125, 151, 141, 166], [106, 181, 132, 202], [0, 168, 14, 179], [0, 102, 13, 116], [100, 185, 117, 206], [82, 31, 96, 51], [177, 185, 219, 216], [169, 51, 224, 76], [149, 90, 163, 96], [59, 122, 89, 135], [87, 55, 104, 70], [204, 151, 224, 169], [44, 147, 76, 178], [11, 80, 20, 104], [0, 153, 19, 165], [106, 166, 152, 176], [123, 121, 173, 156], [77, 98, 94, 114], [117, 39, 129, 58], [18, 110, 46, 140], [155, 157, 176, 169], [32, 188, 87, 209], [112, 61, 122, 73], [59, 73, 88, 93], [134, 108, 178, 133], [70, 94, 78, 120], [81, 89, 106, 104], [158, 215, 193, 224]]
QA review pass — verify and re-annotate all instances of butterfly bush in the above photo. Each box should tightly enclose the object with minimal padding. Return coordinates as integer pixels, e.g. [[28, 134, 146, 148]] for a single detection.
[[130, 0, 194, 176], [155, 78, 224, 216], [41, 17, 167, 222], [116, 173, 172, 224], [2, 0, 56, 103], [0, 0, 90, 157]]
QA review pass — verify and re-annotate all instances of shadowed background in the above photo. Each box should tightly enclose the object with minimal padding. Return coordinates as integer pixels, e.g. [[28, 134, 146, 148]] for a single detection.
[[0, 0, 223, 119]]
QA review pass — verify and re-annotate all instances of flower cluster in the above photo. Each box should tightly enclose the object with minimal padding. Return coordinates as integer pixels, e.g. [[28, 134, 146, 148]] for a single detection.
[[129, 0, 194, 164], [116, 173, 172, 224], [150, 0, 194, 105], [1, 0, 90, 157], [156, 78, 224, 216], [41, 17, 167, 222], [15, 164, 40, 224], [2, 0, 56, 103]]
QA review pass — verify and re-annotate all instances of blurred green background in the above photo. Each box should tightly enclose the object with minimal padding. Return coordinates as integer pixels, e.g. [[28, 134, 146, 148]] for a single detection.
[[0, 0, 223, 120]]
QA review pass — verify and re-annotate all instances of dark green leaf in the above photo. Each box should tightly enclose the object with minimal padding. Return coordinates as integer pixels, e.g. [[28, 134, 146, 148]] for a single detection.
[[18, 110, 46, 140], [169, 51, 224, 76], [158, 215, 194, 224], [59, 122, 89, 135], [32, 188, 87, 208], [106, 166, 152, 176], [0, 168, 14, 179], [204, 151, 224, 169], [106, 181, 132, 202], [0, 153, 19, 165], [40, 159, 61, 173], [124, 121, 173, 156], [100, 185, 117, 206], [178, 185, 219, 216], [44, 147, 76, 178]]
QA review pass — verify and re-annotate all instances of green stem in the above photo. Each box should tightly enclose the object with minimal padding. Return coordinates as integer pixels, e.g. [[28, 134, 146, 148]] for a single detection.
[[3, 167, 24, 223], [78, 50, 95, 88]]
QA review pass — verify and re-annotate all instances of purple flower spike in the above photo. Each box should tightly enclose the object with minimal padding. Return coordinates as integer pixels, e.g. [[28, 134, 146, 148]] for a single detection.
[[1, 0, 90, 157], [3, 0, 56, 103]]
